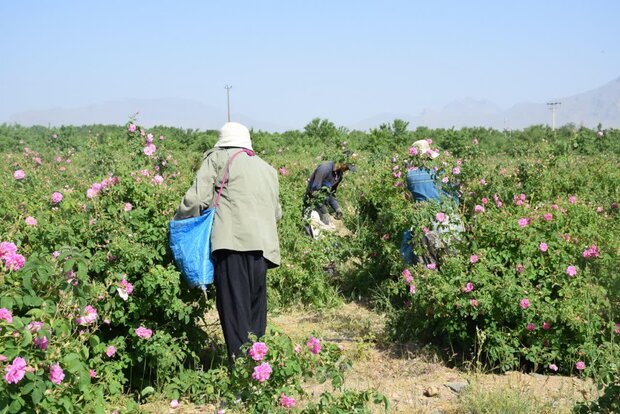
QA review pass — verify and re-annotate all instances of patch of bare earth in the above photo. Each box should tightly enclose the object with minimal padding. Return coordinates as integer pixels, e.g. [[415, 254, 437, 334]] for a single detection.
[[270, 302, 597, 414], [144, 302, 598, 413]]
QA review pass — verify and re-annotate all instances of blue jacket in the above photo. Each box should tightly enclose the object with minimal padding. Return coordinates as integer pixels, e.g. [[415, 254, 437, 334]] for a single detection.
[[406, 168, 458, 205], [306, 161, 343, 195]]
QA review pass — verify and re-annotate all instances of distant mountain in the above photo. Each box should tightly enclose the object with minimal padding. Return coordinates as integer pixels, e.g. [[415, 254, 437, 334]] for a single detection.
[[7, 98, 290, 132], [5, 77, 620, 131], [352, 76, 620, 130]]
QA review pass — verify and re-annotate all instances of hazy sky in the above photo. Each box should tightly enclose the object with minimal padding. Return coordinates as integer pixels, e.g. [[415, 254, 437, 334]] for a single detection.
[[1, 0, 618, 127]]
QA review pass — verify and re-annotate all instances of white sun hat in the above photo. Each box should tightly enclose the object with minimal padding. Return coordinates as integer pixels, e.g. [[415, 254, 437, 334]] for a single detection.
[[412, 139, 439, 159], [215, 122, 253, 150]]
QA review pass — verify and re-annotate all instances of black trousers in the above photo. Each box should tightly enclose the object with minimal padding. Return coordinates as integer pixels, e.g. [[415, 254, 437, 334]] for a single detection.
[[214, 250, 267, 362]]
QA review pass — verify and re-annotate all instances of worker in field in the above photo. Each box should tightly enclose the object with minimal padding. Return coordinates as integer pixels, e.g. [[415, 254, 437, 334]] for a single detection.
[[303, 151, 356, 228], [174, 122, 282, 364], [401, 139, 462, 266]]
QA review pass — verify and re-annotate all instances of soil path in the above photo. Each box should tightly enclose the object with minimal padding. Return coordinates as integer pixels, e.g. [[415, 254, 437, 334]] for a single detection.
[[269, 302, 597, 414]]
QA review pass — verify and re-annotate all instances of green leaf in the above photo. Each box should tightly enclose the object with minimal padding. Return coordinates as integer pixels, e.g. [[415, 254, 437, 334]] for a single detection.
[[141, 386, 155, 397], [20, 331, 33, 347], [20, 381, 35, 396], [31, 387, 43, 406]]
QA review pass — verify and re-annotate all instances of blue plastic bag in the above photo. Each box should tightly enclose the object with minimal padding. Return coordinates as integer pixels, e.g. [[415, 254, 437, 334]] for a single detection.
[[169, 207, 216, 289]]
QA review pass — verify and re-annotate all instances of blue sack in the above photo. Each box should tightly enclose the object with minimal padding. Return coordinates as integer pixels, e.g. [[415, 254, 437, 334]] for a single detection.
[[169, 208, 216, 289]]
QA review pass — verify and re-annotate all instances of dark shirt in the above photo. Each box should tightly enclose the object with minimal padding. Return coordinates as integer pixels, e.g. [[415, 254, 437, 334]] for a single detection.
[[306, 161, 343, 195]]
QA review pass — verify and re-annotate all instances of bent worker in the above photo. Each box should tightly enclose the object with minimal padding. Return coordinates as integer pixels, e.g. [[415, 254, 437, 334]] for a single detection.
[[174, 122, 281, 363], [303, 153, 356, 225]]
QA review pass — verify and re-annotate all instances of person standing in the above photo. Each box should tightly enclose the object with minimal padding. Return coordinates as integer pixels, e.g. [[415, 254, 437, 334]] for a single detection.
[[174, 122, 281, 362]]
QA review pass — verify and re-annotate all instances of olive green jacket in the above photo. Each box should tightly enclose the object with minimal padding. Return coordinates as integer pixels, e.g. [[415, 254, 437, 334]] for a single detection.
[[173, 147, 282, 267]]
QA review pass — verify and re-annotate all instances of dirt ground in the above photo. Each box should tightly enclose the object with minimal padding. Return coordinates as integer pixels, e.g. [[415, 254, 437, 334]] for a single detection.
[[145, 302, 598, 413]]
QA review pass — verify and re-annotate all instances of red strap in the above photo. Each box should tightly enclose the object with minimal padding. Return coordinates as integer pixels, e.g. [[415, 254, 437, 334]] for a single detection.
[[213, 149, 255, 208]]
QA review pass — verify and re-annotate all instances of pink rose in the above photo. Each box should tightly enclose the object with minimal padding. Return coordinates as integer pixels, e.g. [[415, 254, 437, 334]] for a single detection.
[[520, 298, 530, 309], [575, 361, 585, 370], [470, 255, 479, 264], [13, 170, 25, 180], [49, 363, 65, 384], [249, 342, 268, 361], [135, 326, 153, 339], [0, 308, 13, 323], [566, 266, 577, 277], [279, 393, 296, 408], [252, 362, 272, 382], [4, 357, 27, 384], [106, 346, 116, 357], [463, 282, 474, 293], [539, 242, 548, 252], [474, 205, 485, 213], [517, 218, 530, 227], [306, 337, 321, 355], [526, 323, 536, 331], [435, 212, 446, 222]]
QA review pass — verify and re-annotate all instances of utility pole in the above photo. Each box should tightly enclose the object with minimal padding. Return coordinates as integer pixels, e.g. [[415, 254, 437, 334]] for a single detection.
[[546, 102, 561, 131], [225, 85, 232, 122]]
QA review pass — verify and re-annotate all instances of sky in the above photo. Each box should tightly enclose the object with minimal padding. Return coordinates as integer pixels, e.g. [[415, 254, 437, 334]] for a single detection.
[[1, 0, 619, 129]]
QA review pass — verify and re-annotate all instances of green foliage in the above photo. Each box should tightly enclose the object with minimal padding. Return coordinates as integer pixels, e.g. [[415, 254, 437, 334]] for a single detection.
[[0, 119, 619, 411]]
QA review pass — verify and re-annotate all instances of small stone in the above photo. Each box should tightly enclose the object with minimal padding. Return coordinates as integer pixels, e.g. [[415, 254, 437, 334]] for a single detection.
[[445, 382, 468, 393], [424, 386, 439, 397]]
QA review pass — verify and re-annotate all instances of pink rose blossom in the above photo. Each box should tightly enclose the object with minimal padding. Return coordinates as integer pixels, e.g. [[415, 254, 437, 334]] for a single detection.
[[252, 362, 272, 382], [152, 174, 164, 185], [249, 342, 268, 361], [551, 204, 559, 210], [279, 393, 296, 408], [401, 268, 412, 279], [470, 255, 479, 264], [294, 344, 302, 354], [0, 242, 17, 259], [28, 321, 44, 333], [481, 197, 488, 205], [568, 195, 576, 204], [441, 176, 449, 183], [566, 266, 577, 277], [128, 123, 137, 132], [426, 263, 437, 270], [409, 146, 418, 156], [170, 400, 179, 409], [452, 167, 461, 175], [25, 216, 37, 226], [614, 323, 620, 334], [470, 299, 479, 307], [4, 357, 27, 384], [520, 298, 530, 309], [278, 167, 288, 175], [474, 205, 485, 213], [307, 337, 321, 354], [146, 133, 154, 144], [526, 323, 536, 331], [544, 213, 552, 221], [582, 245, 600, 259], [0, 355, 6, 362], [49, 363, 64, 384], [517, 217, 530, 227], [13, 170, 25, 180], [549, 363, 558, 372], [409, 284, 416, 294], [78, 305, 98, 325], [539, 242, 548, 252], [135, 326, 153, 339], [543, 322, 551, 330], [52, 251, 60, 260], [123, 203, 133, 212], [516, 263, 524, 273], [106, 346, 116, 357], [463, 282, 474, 293], [4, 253, 26, 271], [575, 361, 585, 370], [423, 227, 430, 234], [0, 308, 13, 323], [51, 192, 63, 204], [143, 144, 156, 156], [89, 369, 97, 378], [426, 138, 433, 145], [479, 179, 486, 185], [34, 336, 48, 350], [435, 212, 446, 222]]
